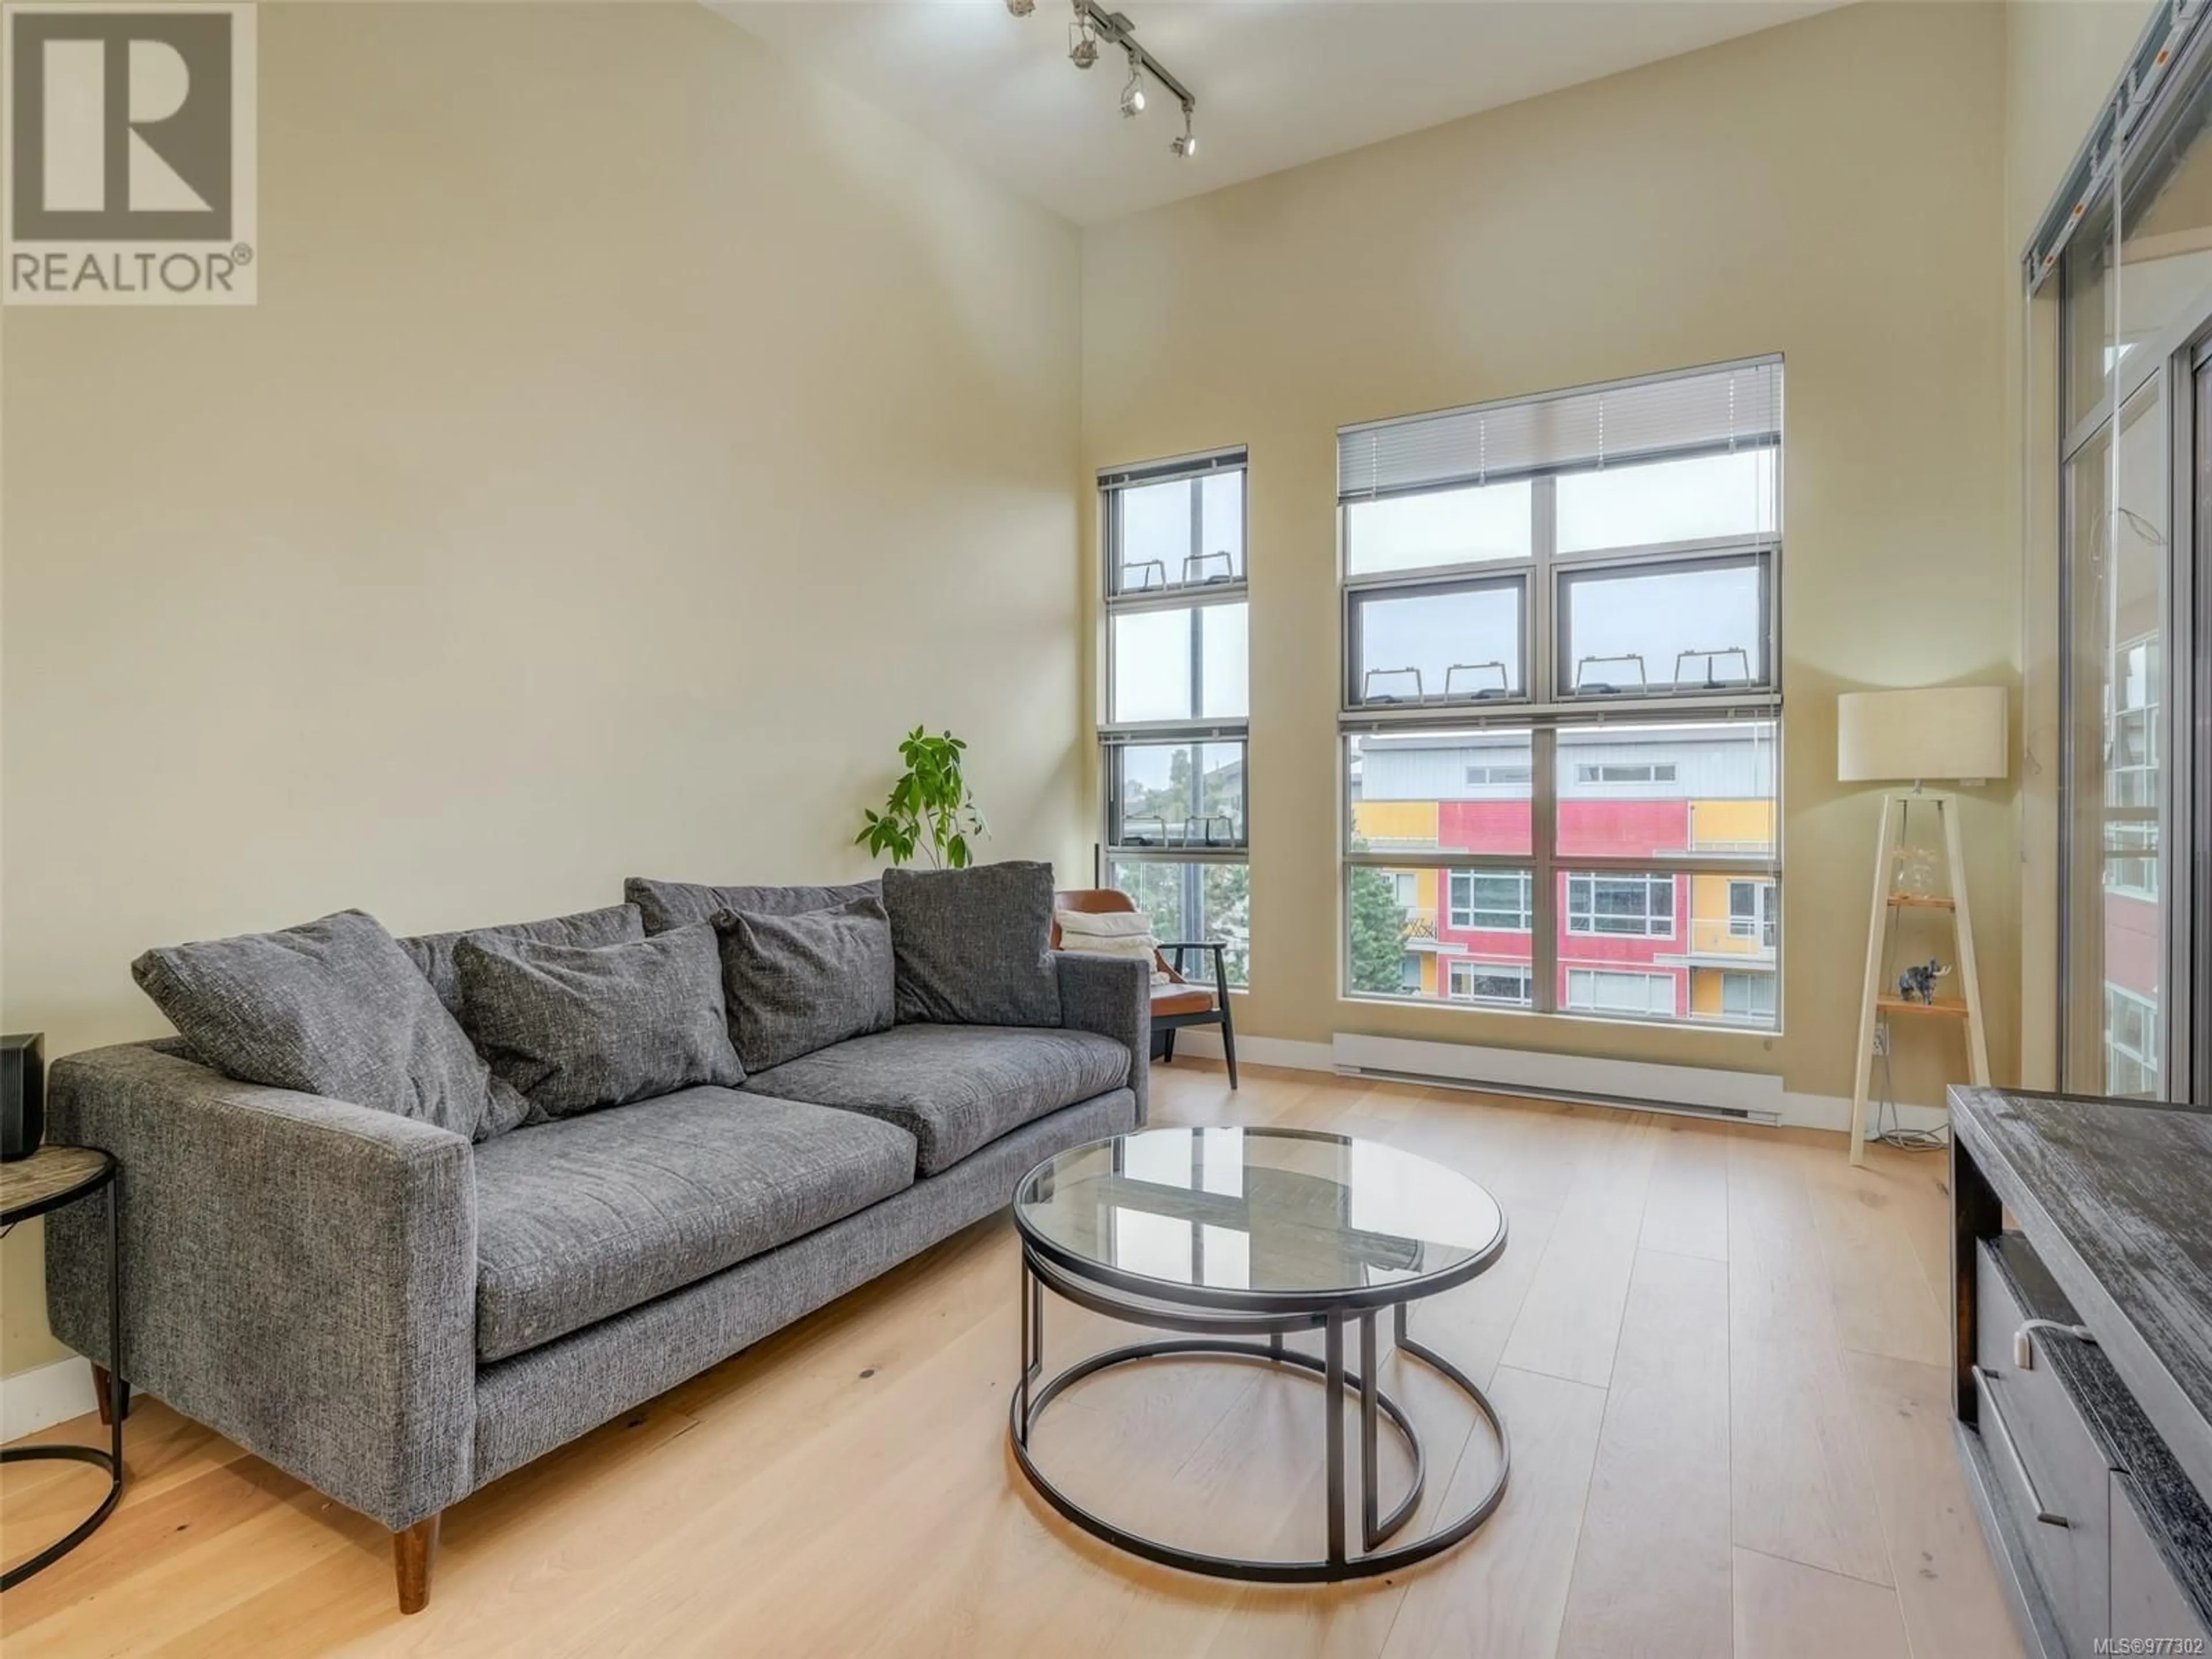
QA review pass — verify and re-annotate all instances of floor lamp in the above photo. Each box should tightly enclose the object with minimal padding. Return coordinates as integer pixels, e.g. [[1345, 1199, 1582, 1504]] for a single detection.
[[1839, 687, 2008, 1165]]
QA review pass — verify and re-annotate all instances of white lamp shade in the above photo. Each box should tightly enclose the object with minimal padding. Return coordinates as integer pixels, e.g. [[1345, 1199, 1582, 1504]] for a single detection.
[[1837, 687, 2008, 783]]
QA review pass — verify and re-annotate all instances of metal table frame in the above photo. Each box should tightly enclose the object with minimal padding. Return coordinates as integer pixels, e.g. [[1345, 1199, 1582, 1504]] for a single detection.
[[2, 1150, 123, 1590], [1008, 1136, 1510, 1584]]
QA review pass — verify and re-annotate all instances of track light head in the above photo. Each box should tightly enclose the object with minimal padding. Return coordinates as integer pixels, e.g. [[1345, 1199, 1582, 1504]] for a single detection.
[[1047, 4, 1195, 155], [1120, 51, 1146, 117], [1005, 0, 1034, 14]]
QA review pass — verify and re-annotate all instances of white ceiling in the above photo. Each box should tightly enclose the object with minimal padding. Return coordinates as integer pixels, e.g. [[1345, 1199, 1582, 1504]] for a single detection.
[[713, 1, 1844, 224]]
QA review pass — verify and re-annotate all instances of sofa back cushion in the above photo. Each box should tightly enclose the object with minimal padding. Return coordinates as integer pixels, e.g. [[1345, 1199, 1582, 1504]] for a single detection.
[[626, 876, 881, 935], [400, 903, 644, 1016], [713, 896, 895, 1073], [132, 909, 504, 1141], [881, 861, 1060, 1028], [453, 925, 741, 1120]]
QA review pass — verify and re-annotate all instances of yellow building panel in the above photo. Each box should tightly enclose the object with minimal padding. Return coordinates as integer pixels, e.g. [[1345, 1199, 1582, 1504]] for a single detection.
[[1688, 798, 1776, 854], [1352, 800, 1441, 846], [1690, 967, 1724, 1014], [1690, 872, 1768, 957], [1690, 873, 1736, 922]]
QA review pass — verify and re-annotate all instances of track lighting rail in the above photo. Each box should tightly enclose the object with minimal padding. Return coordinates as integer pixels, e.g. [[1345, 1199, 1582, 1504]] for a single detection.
[[1009, 0, 1199, 156], [1075, 3, 1194, 113]]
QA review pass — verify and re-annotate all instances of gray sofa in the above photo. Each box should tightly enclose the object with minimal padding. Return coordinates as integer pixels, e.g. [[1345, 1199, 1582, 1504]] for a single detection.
[[43, 876, 1147, 1613]]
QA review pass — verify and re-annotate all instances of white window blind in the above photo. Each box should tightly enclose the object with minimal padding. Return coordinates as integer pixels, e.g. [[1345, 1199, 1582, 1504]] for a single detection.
[[1338, 358, 1783, 502]]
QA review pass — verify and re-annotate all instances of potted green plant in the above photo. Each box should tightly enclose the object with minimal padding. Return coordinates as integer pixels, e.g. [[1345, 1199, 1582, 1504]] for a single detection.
[[855, 727, 990, 869]]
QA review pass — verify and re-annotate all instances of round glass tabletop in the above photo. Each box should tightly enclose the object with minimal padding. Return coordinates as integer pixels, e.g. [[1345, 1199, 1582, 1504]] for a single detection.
[[1013, 1126, 1506, 1311]]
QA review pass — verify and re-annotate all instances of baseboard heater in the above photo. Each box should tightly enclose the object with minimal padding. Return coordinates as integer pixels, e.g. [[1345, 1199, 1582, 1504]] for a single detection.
[[1331, 1033, 1785, 1127]]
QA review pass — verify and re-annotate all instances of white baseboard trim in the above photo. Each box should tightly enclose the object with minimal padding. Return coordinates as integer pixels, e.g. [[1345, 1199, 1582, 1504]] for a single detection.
[[1335, 1032, 1787, 1122], [1163, 1029, 1950, 1141], [1, 1354, 97, 1441], [1780, 1091, 1949, 1137], [1164, 1030, 1335, 1071]]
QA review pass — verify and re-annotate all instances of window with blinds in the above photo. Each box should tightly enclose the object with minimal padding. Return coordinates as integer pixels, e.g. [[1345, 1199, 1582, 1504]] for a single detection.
[[1339, 359, 1782, 499], [1339, 358, 1784, 1030], [1099, 448, 1251, 986]]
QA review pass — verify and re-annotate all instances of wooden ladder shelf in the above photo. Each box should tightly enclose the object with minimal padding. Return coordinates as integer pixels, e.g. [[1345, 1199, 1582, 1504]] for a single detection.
[[1847, 790, 1990, 1165]]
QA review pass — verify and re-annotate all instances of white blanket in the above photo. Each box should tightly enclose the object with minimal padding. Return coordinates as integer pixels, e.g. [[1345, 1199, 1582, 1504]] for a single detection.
[[1054, 908, 1169, 986]]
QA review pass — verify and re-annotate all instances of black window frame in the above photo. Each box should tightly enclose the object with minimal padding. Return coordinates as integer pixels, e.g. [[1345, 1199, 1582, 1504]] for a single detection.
[[1100, 447, 1252, 988], [1337, 359, 1784, 1030]]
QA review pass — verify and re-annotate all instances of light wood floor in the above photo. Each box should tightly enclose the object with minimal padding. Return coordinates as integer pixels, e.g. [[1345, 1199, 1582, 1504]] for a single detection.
[[0, 1063, 2022, 1658]]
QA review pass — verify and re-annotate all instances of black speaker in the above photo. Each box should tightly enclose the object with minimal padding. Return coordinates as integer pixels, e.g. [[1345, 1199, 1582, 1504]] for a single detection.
[[2, 1033, 45, 1161]]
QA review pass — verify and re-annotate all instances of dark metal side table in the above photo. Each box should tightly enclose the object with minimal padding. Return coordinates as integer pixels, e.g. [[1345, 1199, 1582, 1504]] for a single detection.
[[1, 1145, 123, 1589]]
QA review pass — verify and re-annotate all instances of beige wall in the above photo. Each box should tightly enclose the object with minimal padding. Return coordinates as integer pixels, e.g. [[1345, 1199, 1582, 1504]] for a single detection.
[[1082, 2, 2015, 1106], [2003, 0, 2159, 1089], [0, 3, 1084, 1376]]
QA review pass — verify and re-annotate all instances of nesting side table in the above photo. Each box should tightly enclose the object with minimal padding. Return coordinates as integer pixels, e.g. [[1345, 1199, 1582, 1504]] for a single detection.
[[2, 1145, 123, 1589]]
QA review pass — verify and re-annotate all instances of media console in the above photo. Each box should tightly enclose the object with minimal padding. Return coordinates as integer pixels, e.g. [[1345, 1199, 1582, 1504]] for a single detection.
[[1951, 1086, 2212, 1656]]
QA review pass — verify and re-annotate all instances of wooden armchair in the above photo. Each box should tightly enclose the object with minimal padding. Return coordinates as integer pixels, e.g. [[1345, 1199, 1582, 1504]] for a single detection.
[[1052, 889, 1237, 1089]]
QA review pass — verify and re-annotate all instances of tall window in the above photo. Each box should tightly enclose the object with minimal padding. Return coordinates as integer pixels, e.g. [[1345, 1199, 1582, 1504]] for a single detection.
[[1100, 449, 1250, 985], [1339, 359, 1783, 1028]]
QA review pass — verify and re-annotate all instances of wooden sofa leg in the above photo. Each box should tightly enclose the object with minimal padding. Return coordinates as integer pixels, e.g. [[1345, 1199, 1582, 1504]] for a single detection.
[[90, 1363, 129, 1426], [394, 1514, 440, 1615]]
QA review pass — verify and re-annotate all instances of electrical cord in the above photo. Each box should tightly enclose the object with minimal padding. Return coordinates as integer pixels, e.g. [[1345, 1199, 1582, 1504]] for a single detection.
[[1870, 1041, 1950, 1151]]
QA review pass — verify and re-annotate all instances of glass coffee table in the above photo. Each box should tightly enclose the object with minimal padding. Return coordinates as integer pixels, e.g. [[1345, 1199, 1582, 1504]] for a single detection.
[[1009, 1126, 1509, 1582]]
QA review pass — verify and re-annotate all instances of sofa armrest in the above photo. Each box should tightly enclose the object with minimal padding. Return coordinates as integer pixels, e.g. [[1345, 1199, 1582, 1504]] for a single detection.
[[43, 1042, 477, 1531], [1052, 953, 1149, 1126]]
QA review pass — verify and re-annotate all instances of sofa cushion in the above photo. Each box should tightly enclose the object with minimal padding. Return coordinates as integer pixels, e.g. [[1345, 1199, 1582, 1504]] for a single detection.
[[881, 862, 1060, 1028], [713, 897, 895, 1073], [453, 925, 741, 1121], [471, 1086, 917, 1361], [400, 904, 643, 1017], [742, 1024, 1128, 1176], [131, 908, 505, 1141], [625, 876, 880, 935]]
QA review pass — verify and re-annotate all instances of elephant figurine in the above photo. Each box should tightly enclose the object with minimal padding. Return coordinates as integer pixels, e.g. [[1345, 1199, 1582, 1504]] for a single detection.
[[1896, 959, 1952, 1005]]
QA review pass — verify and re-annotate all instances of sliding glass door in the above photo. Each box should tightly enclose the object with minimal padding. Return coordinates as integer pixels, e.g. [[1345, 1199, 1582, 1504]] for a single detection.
[[2056, 75, 2210, 1101], [2195, 355, 2212, 1108], [2062, 384, 2172, 1096]]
